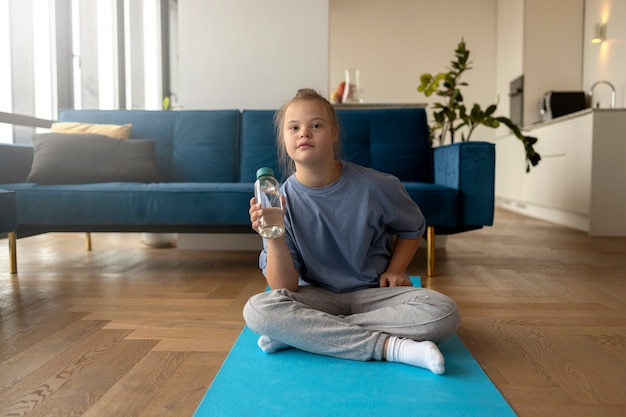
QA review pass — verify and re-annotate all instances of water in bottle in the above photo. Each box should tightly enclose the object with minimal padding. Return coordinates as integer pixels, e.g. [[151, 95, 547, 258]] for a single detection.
[[254, 167, 284, 238]]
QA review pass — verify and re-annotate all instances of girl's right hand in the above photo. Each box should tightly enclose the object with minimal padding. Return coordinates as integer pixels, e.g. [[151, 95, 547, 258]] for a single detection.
[[249, 195, 286, 235], [250, 195, 296, 290], [249, 197, 262, 234]]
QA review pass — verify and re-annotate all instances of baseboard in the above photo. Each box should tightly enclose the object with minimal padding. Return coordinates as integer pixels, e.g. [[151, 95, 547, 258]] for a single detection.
[[496, 197, 589, 232]]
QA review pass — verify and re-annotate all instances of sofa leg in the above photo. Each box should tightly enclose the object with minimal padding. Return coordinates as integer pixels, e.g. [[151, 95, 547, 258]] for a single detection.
[[427, 226, 435, 277], [85, 232, 92, 251], [9, 231, 17, 274]]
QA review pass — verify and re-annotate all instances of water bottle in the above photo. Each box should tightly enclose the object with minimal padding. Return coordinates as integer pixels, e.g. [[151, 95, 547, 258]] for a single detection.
[[254, 167, 284, 238]]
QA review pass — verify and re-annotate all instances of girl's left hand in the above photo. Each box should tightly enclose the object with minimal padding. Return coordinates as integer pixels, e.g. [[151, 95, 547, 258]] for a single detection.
[[379, 272, 412, 287]]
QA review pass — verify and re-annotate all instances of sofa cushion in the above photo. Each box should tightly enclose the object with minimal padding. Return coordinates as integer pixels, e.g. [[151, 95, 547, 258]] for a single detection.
[[337, 109, 434, 183], [26, 133, 160, 184], [5, 182, 253, 226], [58, 110, 241, 183], [240, 108, 434, 184], [240, 110, 281, 182], [51, 122, 132, 139]]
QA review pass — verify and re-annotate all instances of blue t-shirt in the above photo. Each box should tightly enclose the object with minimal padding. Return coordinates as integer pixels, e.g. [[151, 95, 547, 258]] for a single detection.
[[259, 161, 426, 293]]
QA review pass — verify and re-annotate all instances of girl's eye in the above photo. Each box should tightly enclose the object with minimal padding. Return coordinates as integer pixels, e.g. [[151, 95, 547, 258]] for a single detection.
[[313, 123, 322, 128], [288, 125, 298, 131]]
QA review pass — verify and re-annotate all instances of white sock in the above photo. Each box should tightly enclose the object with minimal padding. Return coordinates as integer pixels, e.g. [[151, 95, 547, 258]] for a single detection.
[[385, 336, 445, 375], [257, 335, 290, 353]]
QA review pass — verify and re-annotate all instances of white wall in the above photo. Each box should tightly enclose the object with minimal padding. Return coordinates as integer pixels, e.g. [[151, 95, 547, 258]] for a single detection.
[[523, 0, 584, 126], [583, 0, 626, 108], [177, 0, 624, 112], [178, 0, 329, 110], [494, 0, 523, 135], [329, 0, 497, 116]]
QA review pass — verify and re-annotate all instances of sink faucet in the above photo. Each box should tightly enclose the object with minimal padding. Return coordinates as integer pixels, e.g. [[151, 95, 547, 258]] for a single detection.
[[588, 80, 616, 109]]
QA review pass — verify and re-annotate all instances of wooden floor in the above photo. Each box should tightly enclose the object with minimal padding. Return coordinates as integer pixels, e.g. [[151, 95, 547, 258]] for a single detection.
[[1, 209, 625, 417]]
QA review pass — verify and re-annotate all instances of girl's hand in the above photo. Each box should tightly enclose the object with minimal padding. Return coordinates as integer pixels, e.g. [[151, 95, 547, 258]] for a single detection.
[[249, 197, 262, 234], [249, 196, 286, 235], [379, 272, 412, 287]]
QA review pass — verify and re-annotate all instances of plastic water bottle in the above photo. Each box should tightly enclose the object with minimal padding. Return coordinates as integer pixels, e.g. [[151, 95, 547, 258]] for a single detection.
[[254, 167, 284, 238]]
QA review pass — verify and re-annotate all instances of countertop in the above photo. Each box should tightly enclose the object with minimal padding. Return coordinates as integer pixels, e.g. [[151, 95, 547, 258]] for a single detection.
[[524, 108, 626, 131]]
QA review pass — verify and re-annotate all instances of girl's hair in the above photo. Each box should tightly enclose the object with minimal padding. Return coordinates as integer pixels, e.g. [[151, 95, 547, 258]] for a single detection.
[[273, 88, 341, 178]]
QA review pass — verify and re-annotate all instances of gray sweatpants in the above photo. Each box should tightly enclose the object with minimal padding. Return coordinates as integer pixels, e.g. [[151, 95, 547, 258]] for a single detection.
[[243, 285, 461, 362]]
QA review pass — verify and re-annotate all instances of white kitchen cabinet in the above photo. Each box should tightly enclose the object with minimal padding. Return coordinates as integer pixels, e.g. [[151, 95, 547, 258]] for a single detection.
[[495, 109, 626, 236]]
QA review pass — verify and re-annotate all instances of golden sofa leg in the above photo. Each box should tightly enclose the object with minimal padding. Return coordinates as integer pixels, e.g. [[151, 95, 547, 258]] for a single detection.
[[85, 232, 92, 251], [9, 231, 17, 274], [427, 226, 435, 277]]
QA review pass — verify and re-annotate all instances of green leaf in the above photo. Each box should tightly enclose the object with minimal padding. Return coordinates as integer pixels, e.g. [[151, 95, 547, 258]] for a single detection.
[[470, 103, 482, 120], [416, 37, 541, 171], [484, 117, 500, 128]]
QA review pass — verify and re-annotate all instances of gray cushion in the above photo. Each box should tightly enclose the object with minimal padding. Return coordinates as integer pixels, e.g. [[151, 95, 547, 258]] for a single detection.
[[26, 133, 160, 184]]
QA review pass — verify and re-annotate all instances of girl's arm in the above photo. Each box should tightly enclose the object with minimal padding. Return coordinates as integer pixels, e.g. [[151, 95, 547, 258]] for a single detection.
[[249, 197, 299, 291], [263, 236, 300, 291], [379, 237, 421, 287]]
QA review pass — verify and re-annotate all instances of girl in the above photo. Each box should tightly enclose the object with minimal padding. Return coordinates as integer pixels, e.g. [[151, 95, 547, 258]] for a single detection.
[[244, 89, 460, 374]]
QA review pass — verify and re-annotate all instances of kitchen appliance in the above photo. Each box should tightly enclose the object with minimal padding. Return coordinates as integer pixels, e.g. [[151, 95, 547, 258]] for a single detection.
[[509, 76, 524, 127], [540, 91, 587, 121]]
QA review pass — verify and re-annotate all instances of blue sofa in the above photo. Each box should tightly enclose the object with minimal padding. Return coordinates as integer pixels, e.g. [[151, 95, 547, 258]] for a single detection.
[[0, 108, 495, 276], [0, 189, 17, 233]]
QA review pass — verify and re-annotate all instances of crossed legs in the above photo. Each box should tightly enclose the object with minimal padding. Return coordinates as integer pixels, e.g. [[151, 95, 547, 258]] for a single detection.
[[243, 285, 460, 373]]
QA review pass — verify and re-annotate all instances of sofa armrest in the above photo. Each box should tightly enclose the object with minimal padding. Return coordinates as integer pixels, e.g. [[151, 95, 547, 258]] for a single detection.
[[0, 143, 34, 183], [433, 141, 495, 226]]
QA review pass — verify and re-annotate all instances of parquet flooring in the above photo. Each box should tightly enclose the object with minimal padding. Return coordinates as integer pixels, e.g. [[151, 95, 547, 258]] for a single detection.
[[1, 208, 625, 416]]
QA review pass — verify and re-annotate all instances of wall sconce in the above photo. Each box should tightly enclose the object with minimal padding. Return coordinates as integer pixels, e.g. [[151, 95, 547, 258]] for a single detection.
[[591, 23, 606, 43]]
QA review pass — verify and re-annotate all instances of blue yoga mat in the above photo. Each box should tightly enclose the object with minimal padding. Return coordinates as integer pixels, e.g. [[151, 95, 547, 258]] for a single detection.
[[194, 278, 517, 417]]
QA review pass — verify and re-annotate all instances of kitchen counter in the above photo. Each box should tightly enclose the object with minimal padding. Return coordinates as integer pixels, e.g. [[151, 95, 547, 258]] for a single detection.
[[524, 107, 625, 131], [496, 108, 626, 236]]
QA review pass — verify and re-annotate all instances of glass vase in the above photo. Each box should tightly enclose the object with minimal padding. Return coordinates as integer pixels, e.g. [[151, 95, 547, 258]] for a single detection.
[[342, 68, 362, 103]]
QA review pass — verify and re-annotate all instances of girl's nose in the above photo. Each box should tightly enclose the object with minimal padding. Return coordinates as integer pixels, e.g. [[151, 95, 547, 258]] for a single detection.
[[300, 128, 311, 138]]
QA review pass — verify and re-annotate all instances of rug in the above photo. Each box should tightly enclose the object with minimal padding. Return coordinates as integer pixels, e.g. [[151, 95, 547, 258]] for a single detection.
[[194, 277, 517, 417]]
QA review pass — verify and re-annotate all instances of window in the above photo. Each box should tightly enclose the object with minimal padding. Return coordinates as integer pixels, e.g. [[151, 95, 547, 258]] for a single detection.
[[0, 0, 13, 142], [0, 0, 175, 144], [71, 0, 167, 110]]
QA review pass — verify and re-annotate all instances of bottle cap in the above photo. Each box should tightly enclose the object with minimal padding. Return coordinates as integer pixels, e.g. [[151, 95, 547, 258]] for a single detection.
[[256, 167, 274, 179]]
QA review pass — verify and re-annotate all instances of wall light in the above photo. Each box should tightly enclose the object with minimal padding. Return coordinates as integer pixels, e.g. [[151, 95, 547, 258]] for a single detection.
[[591, 23, 606, 43]]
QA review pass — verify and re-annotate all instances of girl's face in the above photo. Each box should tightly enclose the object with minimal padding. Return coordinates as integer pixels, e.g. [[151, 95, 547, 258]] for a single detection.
[[283, 99, 339, 168]]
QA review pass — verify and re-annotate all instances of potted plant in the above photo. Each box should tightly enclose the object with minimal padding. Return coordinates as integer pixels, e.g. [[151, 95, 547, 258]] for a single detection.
[[417, 39, 541, 172]]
